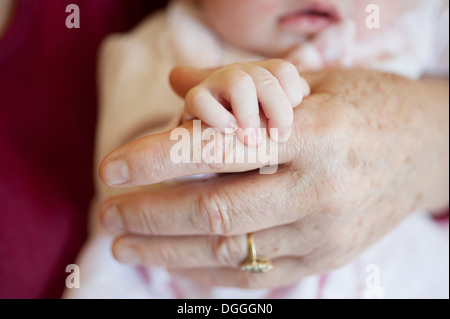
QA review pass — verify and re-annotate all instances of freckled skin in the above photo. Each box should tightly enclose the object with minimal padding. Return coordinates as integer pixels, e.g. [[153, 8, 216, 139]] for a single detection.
[[103, 70, 448, 288]]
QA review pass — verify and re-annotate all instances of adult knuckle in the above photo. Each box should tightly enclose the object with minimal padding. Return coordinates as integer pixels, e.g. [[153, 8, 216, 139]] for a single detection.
[[197, 190, 232, 235], [117, 201, 155, 235], [136, 205, 157, 235], [212, 236, 244, 267], [199, 131, 230, 171]]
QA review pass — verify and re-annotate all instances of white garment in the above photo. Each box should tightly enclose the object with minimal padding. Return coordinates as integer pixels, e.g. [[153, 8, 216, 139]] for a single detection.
[[64, 0, 449, 299]]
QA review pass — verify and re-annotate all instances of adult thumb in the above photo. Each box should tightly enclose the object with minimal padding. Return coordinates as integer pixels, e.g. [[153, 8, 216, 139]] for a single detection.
[[169, 66, 217, 98]]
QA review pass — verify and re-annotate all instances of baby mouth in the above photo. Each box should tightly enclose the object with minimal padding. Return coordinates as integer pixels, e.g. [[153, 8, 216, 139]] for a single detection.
[[279, 3, 340, 35]]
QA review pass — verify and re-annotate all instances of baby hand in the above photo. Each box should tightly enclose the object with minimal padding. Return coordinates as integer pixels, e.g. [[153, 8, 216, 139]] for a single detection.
[[183, 59, 310, 146]]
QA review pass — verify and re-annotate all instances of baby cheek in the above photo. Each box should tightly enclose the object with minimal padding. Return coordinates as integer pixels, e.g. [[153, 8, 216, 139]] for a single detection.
[[238, 0, 282, 18], [230, 0, 281, 32], [257, 0, 281, 13]]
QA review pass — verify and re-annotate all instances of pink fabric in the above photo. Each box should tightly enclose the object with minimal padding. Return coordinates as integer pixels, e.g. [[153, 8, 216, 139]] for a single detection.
[[316, 275, 329, 299], [0, 0, 165, 299]]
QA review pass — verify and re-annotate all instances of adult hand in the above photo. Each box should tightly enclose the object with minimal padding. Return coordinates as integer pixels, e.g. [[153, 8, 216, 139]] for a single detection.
[[98, 69, 449, 288]]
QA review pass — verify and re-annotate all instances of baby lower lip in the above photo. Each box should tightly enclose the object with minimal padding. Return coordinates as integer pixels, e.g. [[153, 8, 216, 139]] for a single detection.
[[279, 5, 339, 35]]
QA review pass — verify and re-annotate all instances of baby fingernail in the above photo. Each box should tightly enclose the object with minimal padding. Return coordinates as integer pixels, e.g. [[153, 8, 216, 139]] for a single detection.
[[116, 247, 141, 264], [247, 128, 262, 146], [104, 205, 124, 231], [248, 129, 257, 145], [278, 128, 292, 143], [102, 160, 129, 185], [227, 120, 238, 132]]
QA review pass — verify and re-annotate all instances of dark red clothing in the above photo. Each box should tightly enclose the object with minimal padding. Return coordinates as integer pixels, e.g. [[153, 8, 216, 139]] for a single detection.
[[0, 0, 166, 299]]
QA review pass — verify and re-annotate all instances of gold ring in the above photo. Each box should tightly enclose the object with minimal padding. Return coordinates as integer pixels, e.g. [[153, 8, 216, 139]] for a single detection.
[[241, 233, 273, 273]]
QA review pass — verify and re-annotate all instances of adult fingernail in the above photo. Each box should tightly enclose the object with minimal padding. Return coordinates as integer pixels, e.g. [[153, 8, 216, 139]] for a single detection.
[[104, 205, 124, 231], [116, 247, 141, 264], [102, 160, 129, 185], [278, 128, 292, 143]]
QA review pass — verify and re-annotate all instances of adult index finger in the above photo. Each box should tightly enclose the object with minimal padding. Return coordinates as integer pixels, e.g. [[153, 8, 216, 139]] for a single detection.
[[99, 119, 295, 187]]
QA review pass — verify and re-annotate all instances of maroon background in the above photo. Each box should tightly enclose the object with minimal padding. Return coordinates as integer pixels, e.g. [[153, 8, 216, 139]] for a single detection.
[[0, 0, 167, 299]]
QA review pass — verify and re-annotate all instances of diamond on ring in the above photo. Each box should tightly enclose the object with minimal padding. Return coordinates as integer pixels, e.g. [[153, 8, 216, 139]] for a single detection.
[[241, 258, 274, 273], [240, 233, 273, 274]]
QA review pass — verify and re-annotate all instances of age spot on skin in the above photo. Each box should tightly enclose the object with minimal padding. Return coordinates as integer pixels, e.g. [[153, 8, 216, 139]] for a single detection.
[[347, 149, 359, 169], [357, 219, 363, 228], [376, 123, 383, 131]]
